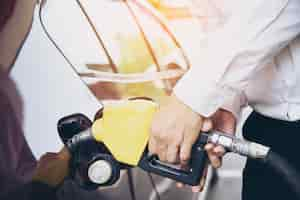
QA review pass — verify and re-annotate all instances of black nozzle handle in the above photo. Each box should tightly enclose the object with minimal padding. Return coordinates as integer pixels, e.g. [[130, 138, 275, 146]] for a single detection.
[[57, 113, 94, 154], [138, 134, 209, 186], [57, 113, 93, 144]]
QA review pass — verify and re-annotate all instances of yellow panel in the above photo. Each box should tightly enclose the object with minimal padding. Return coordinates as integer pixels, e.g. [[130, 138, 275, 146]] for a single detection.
[[92, 100, 158, 166]]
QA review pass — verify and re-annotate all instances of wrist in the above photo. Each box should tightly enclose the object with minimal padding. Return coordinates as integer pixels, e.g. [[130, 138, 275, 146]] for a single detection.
[[169, 93, 204, 119]]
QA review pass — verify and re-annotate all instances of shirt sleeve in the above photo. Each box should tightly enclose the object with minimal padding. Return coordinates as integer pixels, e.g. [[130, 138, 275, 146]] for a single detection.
[[174, 0, 300, 118]]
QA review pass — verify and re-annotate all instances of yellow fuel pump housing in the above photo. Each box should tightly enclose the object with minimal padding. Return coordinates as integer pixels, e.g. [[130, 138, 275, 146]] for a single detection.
[[91, 99, 158, 166]]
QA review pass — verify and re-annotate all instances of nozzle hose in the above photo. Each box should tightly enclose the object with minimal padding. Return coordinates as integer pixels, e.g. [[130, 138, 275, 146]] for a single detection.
[[263, 151, 300, 198], [205, 131, 300, 198]]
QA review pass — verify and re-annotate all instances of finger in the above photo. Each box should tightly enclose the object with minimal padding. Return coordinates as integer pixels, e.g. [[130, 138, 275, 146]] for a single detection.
[[148, 137, 157, 155], [213, 145, 226, 157], [44, 152, 57, 157], [58, 146, 71, 160], [204, 143, 214, 151], [206, 144, 225, 158], [191, 167, 208, 193], [177, 163, 188, 188], [149, 134, 168, 161], [201, 118, 213, 132], [176, 182, 184, 188], [180, 138, 193, 165], [179, 116, 205, 165], [166, 144, 179, 163], [39, 153, 57, 162], [192, 186, 201, 193], [199, 167, 208, 192], [191, 166, 208, 192], [156, 144, 168, 162], [207, 150, 222, 168], [180, 128, 201, 165]]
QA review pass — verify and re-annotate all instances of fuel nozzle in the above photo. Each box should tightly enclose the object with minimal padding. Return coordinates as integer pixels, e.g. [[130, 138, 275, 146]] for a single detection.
[[205, 131, 270, 159]]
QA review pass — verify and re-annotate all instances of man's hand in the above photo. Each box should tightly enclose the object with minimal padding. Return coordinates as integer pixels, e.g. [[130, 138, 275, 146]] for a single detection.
[[32, 147, 71, 187], [149, 94, 211, 165], [149, 94, 236, 193], [206, 108, 237, 169], [190, 108, 237, 192]]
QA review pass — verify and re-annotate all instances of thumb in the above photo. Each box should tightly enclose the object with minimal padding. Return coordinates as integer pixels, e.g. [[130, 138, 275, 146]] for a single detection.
[[58, 146, 71, 160]]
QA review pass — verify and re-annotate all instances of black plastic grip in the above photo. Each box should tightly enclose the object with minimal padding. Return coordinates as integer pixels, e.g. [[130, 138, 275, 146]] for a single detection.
[[138, 134, 209, 186], [57, 113, 93, 145]]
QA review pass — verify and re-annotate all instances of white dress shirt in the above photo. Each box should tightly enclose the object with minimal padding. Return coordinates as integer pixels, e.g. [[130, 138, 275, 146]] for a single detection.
[[174, 0, 300, 121]]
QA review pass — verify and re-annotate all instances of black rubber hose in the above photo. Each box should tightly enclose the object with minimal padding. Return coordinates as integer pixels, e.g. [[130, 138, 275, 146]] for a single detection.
[[262, 151, 300, 199]]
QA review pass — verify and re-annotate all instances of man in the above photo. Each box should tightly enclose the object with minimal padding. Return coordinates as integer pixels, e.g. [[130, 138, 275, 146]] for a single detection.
[[149, 0, 300, 199]]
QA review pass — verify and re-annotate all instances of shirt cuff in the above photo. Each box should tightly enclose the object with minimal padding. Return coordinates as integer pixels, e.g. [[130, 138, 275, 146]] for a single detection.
[[220, 89, 247, 120], [174, 70, 245, 118]]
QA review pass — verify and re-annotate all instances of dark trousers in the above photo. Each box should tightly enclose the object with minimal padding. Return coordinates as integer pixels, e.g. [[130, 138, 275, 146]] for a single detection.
[[242, 111, 300, 200]]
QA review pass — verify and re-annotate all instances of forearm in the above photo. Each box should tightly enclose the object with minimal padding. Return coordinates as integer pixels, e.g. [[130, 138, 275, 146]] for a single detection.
[[174, 0, 300, 117]]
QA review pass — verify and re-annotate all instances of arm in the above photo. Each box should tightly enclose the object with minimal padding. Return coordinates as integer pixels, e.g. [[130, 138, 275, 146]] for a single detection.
[[174, 0, 300, 118], [0, 147, 71, 200]]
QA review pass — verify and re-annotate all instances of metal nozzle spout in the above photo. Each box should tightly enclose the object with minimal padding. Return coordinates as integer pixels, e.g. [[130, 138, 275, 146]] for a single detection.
[[207, 131, 270, 159]]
